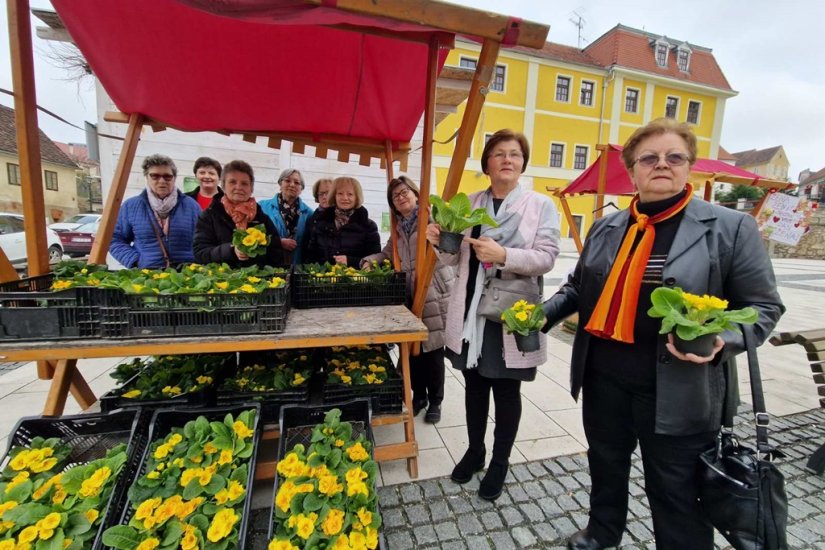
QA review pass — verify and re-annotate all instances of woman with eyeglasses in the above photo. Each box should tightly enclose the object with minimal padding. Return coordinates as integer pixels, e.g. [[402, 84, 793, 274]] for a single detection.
[[361, 176, 456, 424], [110, 154, 200, 268], [193, 160, 284, 269], [259, 168, 314, 265], [305, 176, 380, 267], [425, 129, 560, 501], [541, 118, 784, 550]]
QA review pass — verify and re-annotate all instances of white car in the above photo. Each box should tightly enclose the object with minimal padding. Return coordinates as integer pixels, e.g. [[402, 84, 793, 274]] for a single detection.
[[49, 213, 102, 233], [0, 213, 64, 264]]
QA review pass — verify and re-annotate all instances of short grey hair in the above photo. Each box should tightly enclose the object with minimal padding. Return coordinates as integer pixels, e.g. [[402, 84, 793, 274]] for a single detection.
[[277, 168, 305, 190], [142, 154, 177, 177]]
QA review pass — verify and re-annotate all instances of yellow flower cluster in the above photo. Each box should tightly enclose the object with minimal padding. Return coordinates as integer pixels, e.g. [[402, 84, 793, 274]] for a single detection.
[[241, 226, 268, 247], [9, 447, 58, 474], [50, 280, 74, 291], [286, 512, 318, 540], [207, 507, 239, 542], [233, 420, 254, 439], [345, 466, 369, 497], [682, 292, 729, 312], [345, 442, 370, 462], [161, 385, 182, 396], [215, 479, 245, 505], [135, 495, 204, 530], [122, 389, 142, 399], [275, 479, 315, 513], [153, 433, 183, 460], [79, 466, 112, 498], [136, 537, 159, 550]]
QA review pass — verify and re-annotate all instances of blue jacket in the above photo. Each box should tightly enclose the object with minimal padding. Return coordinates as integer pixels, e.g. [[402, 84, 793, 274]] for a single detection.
[[109, 189, 200, 268], [259, 195, 314, 264]]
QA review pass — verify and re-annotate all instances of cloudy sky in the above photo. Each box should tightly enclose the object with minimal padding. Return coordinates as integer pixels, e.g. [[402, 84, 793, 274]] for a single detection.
[[1, 0, 822, 181]]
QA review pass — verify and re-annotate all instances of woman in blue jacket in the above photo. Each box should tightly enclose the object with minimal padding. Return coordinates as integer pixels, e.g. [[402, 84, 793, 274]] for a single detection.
[[109, 154, 200, 268], [259, 169, 314, 265]]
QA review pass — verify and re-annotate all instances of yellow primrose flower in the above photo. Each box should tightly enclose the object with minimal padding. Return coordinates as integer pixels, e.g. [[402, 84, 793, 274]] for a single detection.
[[515, 311, 529, 322], [0, 540, 14, 550], [50, 280, 74, 291], [216, 281, 229, 290], [181, 524, 198, 550], [146, 471, 160, 480], [247, 276, 261, 283], [322, 508, 345, 536], [5, 471, 29, 493], [136, 538, 160, 550], [131, 284, 144, 293], [317, 474, 343, 497], [79, 466, 111, 497], [292, 373, 306, 386], [233, 420, 254, 439], [207, 507, 239, 542], [218, 449, 233, 466], [18, 526, 39, 543], [203, 442, 218, 455], [346, 442, 370, 462], [122, 389, 142, 399], [84, 509, 100, 524], [269, 540, 300, 550]]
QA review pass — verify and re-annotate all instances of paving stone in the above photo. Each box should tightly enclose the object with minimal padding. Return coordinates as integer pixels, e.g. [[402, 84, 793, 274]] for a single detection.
[[573, 470, 591, 486], [440, 479, 462, 495], [627, 497, 649, 519], [494, 492, 513, 506], [571, 490, 589, 508], [557, 475, 580, 492], [386, 531, 413, 549], [429, 500, 451, 521], [532, 522, 559, 544], [556, 494, 579, 512], [542, 459, 567, 476], [526, 462, 547, 478], [419, 479, 442, 499], [508, 484, 530, 503], [400, 483, 424, 503], [540, 478, 566, 496], [518, 502, 544, 523], [471, 495, 496, 511], [500, 505, 525, 527], [382, 508, 405, 529], [510, 463, 532, 482], [447, 495, 474, 515], [434, 520, 460, 541], [626, 519, 653, 543], [536, 496, 564, 517], [456, 513, 484, 536], [571, 512, 588, 530], [377, 486, 400, 508], [413, 524, 438, 546], [440, 541, 468, 550], [551, 516, 578, 538], [628, 479, 646, 497], [511, 526, 537, 547], [522, 480, 546, 500], [488, 531, 517, 550], [406, 503, 430, 525], [480, 511, 503, 530], [463, 535, 492, 550], [557, 456, 579, 472]]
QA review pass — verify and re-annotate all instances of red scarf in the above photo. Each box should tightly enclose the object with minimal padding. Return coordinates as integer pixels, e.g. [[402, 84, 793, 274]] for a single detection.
[[221, 196, 258, 229], [585, 184, 693, 343]]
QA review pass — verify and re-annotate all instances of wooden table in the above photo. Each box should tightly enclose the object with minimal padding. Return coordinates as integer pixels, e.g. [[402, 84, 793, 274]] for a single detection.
[[0, 305, 428, 477]]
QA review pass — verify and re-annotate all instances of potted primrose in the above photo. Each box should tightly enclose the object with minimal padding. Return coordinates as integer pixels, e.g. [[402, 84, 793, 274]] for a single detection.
[[501, 299, 546, 353], [429, 193, 498, 254]]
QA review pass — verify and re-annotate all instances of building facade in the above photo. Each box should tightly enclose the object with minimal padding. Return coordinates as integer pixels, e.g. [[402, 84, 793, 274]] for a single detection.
[[731, 146, 791, 182]]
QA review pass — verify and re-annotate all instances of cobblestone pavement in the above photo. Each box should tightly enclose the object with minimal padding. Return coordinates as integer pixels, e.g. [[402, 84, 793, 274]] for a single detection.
[[377, 408, 825, 549]]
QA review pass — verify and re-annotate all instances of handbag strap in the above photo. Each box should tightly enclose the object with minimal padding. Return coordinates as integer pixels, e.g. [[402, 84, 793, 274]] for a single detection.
[[741, 325, 775, 456], [149, 217, 172, 269]]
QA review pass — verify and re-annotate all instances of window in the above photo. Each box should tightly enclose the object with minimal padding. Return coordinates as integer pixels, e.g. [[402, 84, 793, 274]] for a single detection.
[[7, 163, 21, 186], [459, 57, 477, 70], [677, 49, 691, 71], [574, 146, 588, 170], [491, 65, 506, 92], [655, 43, 669, 66], [665, 96, 679, 119], [625, 88, 639, 113], [556, 76, 571, 102], [44, 170, 58, 191], [550, 143, 564, 168], [580, 80, 594, 106], [687, 101, 701, 124]]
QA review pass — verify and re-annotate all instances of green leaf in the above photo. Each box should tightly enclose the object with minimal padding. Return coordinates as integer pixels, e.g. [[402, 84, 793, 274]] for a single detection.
[[190, 513, 209, 532], [102, 525, 142, 550], [65, 512, 92, 536], [35, 529, 65, 550], [302, 492, 324, 512], [161, 520, 184, 546], [4, 502, 52, 525]]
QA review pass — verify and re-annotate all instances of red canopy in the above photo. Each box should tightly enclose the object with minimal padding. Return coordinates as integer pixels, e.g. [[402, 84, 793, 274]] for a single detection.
[[50, 0, 454, 143], [561, 144, 790, 196]]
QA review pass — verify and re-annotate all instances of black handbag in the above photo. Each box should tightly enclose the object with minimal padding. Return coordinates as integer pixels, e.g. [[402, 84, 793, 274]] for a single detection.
[[698, 325, 788, 550]]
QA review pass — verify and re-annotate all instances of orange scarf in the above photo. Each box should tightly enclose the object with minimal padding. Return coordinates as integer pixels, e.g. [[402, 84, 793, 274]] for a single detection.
[[221, 196, 258, 229], [585, 185, 693, 343]]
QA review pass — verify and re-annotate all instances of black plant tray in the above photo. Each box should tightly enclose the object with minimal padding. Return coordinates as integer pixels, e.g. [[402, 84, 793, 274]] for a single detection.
[[96, 284, 289, 338], [3, 408, 151, 550], [291, 270, 405, 309], [0, 273, 101, 341]]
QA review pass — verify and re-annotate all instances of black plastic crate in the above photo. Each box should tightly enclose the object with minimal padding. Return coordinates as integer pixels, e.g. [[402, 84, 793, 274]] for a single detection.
[[96, 284, 289, 338], [0, 273, 101, 340], [3, 408, 151, 550], [116, 404, 261, 550], [291, 270, 405, 309], [322, 376, 403, 415]]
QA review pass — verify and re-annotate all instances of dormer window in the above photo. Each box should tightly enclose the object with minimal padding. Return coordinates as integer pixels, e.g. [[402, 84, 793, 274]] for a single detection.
[[653, 38, 670, 67], [676, 44, 692, 72]]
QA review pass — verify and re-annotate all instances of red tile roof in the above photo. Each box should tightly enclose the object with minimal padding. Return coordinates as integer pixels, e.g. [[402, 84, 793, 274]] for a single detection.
[[0, 104, 77, 168], [731, 146, 783, 167], [583, 25, 733, 92], [508, 41, 602, 69]]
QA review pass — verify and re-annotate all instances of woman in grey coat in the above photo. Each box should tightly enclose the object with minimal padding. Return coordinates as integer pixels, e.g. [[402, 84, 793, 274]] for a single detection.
[[362, 176, 455, 424]]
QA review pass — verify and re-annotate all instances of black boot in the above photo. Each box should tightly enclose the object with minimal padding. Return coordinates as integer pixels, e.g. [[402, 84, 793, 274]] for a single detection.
[[478, 459, 508, 501], [450, 447, 485, 484], [412, 398, 428, 416], [424, 403, 441, 424], [567, 529, 605, 550]]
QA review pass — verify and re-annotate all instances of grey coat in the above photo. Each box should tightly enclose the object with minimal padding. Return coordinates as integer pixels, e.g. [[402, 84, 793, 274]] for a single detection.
[[542, 199, 785, 436], [363, 222, 455, 353]]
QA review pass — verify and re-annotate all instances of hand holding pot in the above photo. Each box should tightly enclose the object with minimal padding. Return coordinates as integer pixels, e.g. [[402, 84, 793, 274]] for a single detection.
[[665, 332, 725, 364]]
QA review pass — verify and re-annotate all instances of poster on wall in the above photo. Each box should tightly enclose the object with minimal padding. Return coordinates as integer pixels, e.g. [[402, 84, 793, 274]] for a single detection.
[[756, 192, 816, 246]]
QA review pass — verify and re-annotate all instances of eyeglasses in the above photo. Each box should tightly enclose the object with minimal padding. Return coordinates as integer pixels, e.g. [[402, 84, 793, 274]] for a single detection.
[[148, 173, 175, 182], [490, 151, 524, 161], [281, 178, 303, 187], [391, 187, 411, 201], [633, 153, 690, 168]]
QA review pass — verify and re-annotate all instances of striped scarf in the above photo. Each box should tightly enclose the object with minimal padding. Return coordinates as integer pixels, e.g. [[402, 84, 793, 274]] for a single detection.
[[584, 184, 693, 343]]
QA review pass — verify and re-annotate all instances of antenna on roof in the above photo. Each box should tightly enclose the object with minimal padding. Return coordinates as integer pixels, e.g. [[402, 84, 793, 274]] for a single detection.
[[569, 11, 588, 48]]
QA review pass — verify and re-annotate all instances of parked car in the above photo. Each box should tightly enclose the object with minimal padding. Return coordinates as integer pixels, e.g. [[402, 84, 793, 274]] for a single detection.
[[57, 221, 99, 258], [49, 213, 101, 233], [0, 213, 64, 264]]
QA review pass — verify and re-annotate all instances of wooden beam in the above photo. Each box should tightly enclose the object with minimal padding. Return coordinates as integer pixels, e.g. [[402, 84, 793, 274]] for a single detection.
[[304, 0, 549, 49], [0, 248, 19, 283], [558, 194, 584, 254], [89, 114, 144, 264], [43, 359, 75, 416], [9, 0, 48, 276], [594, 144, 609, 220], [398, 342, 418, 477]]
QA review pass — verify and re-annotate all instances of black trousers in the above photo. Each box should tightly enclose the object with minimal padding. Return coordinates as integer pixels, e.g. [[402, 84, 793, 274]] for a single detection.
[[462, 368, 522, 464], [410, 347, 445, 406], [582, 367, 717, 549]]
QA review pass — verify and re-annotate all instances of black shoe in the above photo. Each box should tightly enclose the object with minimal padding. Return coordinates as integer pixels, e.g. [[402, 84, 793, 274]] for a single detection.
[[412, 398, 428, 416], [424, 404, 441, 424], [450, 447, 485, 484], [478, 460, 508, 501], [567, 529, 605, 550]]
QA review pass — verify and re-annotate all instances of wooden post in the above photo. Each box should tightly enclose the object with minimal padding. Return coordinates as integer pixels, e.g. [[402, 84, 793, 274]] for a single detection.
[[89, 113, 144, 264], [8, 0, 48, 276], [0, 248, 19, 283], [399, 342, 418, 478], [594, 144, 609, 220], [411, 38, 501, 316], [703, 178, 714, 201], [559, 194, 584, 253], [385, 140, 401, 271]]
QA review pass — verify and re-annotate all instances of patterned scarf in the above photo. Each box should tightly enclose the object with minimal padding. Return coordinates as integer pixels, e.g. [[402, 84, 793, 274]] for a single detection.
[[334, 207, 354, 230], [585, 184, 693, 343], [145, 186, 178, 219], [221, 196, 258, 229], [399, 206, 419, 236], [278, 193, 300, 238]]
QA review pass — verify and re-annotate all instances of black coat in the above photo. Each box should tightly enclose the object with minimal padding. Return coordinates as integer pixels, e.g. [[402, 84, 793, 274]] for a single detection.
[[186, 186, 223, 203], [193, 196, 284, 269], [304, 206, 380, 267]]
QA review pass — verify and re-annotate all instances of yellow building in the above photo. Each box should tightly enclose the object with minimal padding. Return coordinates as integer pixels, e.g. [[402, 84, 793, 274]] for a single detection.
[[731, 146, 790, 182], [434, 24, 737, 239]]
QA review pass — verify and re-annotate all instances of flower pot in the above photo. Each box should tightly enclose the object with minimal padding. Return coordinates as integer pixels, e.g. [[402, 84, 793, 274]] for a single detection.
[[514, 331, 540, 353], [673, 332, 717, 357], [438, 231, 464, 254]]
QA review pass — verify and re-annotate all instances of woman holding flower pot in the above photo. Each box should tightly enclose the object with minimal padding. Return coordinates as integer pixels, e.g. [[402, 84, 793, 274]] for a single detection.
[[425, 129, 560, 501], [193, 160, 284, 268], [540, 118, 785, 550], [361, 176, 455, 424]]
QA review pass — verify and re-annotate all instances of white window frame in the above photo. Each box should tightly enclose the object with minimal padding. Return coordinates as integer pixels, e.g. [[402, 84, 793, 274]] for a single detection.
[[490, 63, 507, 93], [44, 170, 58, 191], [654, 40, 670, 67], [676, 47, 691, 72], [579, 79, 595, 107], [458, 56, 477, 70], [665, 96, 680, 119], [555, 74, 572, 103], [549, 142, 566, 168], [624, 87, 640, 113], [686, 100, 702, 125], [573, 144, 589, 170]]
